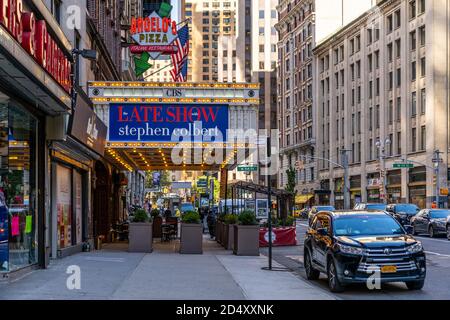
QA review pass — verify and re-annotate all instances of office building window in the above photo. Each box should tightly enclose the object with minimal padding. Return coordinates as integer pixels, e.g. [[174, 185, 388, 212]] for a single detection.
[[420, 126, 426, 150], [421, 88, 426, 114]]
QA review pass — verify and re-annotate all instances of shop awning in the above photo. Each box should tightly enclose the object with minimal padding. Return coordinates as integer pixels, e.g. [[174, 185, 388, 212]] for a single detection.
[[295, 194, 314, 204]]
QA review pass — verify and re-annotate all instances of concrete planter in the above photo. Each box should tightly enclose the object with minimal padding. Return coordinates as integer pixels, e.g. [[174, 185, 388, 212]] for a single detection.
[[225, 224, 235, 250], [128, 222, 153, 253], [221, 222, 227, 247], [216, 221, 223, 244], [180, 223, 203, 254], [233, 225, 260, 256]]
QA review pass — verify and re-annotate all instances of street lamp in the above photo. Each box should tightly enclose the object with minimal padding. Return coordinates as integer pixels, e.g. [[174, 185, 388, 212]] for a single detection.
[[375, 137, 391, 204], [71, 49, 98, 111]]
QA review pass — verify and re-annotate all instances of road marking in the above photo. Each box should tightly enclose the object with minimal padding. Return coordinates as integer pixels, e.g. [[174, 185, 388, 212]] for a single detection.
[[424, 251, 450, 258], [85, 257, 125, 263], [297, 223, 309, 227], [416, 236, 450, 243]]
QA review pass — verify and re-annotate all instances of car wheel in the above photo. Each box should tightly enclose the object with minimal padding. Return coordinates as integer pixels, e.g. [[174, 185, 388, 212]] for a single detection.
[[327, 259, 345, 293], [405, 280, 425, 290], [429, 226, 435, 238], [304, 250, 320, 280], [447, 225, 450, 241]]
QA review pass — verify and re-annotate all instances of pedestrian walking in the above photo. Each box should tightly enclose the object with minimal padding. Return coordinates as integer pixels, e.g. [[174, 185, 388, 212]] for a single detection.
[[207, 210, 216, 239]]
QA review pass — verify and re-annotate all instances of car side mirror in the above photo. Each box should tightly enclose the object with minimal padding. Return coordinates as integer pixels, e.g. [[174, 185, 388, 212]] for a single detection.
[[404, 225, 413, 235], [317, 228, 328, 236]]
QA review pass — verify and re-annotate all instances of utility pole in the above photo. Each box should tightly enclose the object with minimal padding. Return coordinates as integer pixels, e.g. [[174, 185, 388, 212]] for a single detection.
[[340, 149, 351, 210], [376, 138, 391, 204], [267, 136, 272, 270], [433, 150, 443, 208]]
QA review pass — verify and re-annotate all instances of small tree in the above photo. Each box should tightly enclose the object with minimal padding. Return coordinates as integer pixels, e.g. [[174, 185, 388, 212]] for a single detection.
[[284, 167, 297, 222], [285, 167, 297, 195]]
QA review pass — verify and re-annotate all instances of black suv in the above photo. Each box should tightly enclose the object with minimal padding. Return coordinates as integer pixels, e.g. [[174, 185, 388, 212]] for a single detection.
[[386, 203, 420, 226], [304, 211, 426, 292]]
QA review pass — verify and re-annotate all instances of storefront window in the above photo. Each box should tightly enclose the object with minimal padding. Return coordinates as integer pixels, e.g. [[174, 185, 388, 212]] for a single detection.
[[56, 165, 72, 248], [56, 164, 85, 249], [0, 96, 38, 272]]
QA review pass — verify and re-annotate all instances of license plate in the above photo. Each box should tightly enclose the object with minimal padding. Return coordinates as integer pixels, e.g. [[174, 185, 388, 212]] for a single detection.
[[381, 265, 397, 273]]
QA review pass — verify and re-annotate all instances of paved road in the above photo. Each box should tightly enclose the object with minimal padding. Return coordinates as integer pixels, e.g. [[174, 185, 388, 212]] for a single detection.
[[260, 220, 450, 300]]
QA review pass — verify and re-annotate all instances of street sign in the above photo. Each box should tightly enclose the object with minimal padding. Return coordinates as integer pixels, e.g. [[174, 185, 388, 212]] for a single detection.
[[393, 163, 414, 169], [197, 179, 207, 188], [238, 165, 258, 172], [440, 188, 449, 196]]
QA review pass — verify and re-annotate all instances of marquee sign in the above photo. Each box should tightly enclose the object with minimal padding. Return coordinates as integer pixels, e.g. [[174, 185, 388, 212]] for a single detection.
[[130, 12, 178, 59], [108, 104, 229, 142], [0, 0, 71, 93]]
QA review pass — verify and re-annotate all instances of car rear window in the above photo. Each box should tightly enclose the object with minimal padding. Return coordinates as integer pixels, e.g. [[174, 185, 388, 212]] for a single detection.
[[333, 215, 404, 236]]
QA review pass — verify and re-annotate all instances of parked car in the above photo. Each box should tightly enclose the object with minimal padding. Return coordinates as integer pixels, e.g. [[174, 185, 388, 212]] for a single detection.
[[304, 211, 426, 292], [446, 215, 450, 240], [353, 203, 387, 211], [308, 206, 335, 225], [411, 209, 450, 237], [386, 203, 420, 226]]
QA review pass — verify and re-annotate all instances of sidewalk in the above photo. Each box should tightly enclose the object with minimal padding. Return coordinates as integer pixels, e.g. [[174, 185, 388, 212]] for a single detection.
[[0, 238, 334, 300]]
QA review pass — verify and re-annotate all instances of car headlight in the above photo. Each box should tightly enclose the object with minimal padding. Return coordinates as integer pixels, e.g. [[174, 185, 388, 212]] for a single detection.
[[407, 242, 423, 254], [337, 243, 365, 255]]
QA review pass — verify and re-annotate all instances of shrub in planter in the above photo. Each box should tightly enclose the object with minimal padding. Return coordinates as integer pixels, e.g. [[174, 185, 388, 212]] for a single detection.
[[281, 216, 295, 227], [234, 210, 259, 256], [181, 211, 201, 223], [180, 211, 202, 254], [238, 210, 258, 225], [129, 209, 153, 253]]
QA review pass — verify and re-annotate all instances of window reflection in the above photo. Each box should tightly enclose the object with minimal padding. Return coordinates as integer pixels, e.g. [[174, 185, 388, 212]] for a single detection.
[[0, 94, 38, 272]]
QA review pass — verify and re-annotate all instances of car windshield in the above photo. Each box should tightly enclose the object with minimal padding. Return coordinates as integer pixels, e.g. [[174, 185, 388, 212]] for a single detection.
[[333, 215, 404, 236], [366, 204, 387, 211], [430, 210, 450, 219], [316, 206, 335, 211], [395, 204, 419, 214], [181, 203, 195, 212]]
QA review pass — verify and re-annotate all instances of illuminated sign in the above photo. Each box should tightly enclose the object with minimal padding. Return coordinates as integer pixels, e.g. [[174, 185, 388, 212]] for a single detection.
[[130, 45, 177, 54], [130, 12, 178, 60], [0, 0, 71, 93], [108, 104, 229, 142]]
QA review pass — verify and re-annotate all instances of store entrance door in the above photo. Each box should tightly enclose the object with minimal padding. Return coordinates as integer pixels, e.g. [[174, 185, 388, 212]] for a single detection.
[[93, 161, 110, 244]]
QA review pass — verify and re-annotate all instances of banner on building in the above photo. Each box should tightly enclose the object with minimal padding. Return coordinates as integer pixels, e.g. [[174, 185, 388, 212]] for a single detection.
[[108, 104, 229, 142]]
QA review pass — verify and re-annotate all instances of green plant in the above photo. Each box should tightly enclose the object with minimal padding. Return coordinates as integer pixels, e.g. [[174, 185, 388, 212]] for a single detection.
[[181, 211, 201, 224], [218, 213, 227, 221], [224, 214, 238, 225], [150, 209, 160, 218], [133, 209, 150, 223], [281, 216, 295, 227], [238, 210, 258, 225]]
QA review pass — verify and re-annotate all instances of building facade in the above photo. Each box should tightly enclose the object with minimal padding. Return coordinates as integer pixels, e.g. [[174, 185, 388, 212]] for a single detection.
[[185, 0, 278, 185], [314, 0, 450, 209], [276, 0, 374, 206]]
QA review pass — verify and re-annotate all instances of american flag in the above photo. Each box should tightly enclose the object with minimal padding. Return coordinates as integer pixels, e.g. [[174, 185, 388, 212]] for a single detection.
[[170, 24, 189, 82]]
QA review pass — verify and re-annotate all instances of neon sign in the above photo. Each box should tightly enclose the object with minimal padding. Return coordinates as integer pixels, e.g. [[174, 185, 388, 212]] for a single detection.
[[0, 0, 71, 93]]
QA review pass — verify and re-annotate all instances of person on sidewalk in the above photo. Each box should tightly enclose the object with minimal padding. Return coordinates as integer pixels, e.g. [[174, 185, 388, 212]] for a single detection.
[[199, 207, 206, 233], [207, 210, 216, 239]]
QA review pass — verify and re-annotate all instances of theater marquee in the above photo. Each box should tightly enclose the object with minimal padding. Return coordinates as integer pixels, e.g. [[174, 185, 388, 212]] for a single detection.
[[108, 104, 229, 142]]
